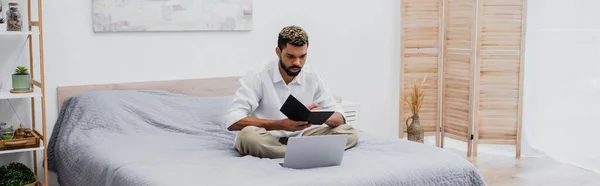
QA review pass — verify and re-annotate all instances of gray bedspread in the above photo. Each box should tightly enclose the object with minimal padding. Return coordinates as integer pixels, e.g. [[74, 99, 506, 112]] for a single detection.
[[48, 90, 486, 186]]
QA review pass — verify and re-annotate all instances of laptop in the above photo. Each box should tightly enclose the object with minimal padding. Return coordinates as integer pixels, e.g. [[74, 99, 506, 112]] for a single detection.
[[280, 134, 348, 169]]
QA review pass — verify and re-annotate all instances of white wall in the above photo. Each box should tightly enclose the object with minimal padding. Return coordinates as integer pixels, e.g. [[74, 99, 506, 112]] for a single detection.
[[520, 0, 600, 173], [42, 0, 401, 137], [1, 0, 401, 183]]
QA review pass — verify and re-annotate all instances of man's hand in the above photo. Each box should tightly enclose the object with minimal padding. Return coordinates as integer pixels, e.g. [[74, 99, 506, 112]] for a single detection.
[[278, 119, 310, 132], [308, 103, 345, 127], [308, 103, 321, 110], [325, 112, 345, 127]]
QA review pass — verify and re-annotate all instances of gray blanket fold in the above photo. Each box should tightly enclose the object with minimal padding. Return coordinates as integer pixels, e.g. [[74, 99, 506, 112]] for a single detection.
[[48, 90, 486, 186]]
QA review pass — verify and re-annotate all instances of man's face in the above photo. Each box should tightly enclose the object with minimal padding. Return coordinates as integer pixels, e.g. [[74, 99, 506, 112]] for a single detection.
[[277, 43, 308, 77]]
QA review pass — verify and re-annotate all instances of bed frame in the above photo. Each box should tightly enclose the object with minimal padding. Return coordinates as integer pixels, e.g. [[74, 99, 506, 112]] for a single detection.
[[56, 76, 241, 110]]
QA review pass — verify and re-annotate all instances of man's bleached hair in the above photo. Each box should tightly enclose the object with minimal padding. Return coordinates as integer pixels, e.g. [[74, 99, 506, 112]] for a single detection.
[[278, 25, 309, 49]]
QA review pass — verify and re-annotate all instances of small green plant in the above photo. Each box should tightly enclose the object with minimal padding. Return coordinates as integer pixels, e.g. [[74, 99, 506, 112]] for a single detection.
[[13, 66, 29, 75], [0, 133, 12, 140], [0, 162, 36, 186]]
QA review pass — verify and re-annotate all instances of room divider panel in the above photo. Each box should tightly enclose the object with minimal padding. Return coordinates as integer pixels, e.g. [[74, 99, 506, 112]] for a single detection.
[[473, 0, 527, 157], [440, 0, 477, 157], [399, 0, 443, 146], [400, 0, 527, 157]]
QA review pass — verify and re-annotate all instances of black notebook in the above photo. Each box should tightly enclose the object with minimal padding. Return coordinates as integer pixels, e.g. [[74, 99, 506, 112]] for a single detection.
[[279, 95, 335, 125]]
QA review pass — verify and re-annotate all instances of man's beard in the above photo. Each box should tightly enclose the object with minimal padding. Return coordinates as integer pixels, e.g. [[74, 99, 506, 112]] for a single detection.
[[279, 59, 302, 77]]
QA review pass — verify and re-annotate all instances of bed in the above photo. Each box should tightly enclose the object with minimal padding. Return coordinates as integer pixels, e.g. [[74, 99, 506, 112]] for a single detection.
[[47, 77, 486, 186]]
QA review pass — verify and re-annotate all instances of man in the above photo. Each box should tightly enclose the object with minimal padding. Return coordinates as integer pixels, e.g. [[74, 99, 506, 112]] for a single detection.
[[224, 25, 359, 159]]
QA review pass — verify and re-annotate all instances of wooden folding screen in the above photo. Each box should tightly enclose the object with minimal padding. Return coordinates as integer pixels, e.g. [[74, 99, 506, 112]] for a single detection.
[[400, 0, 527, 157], [441, 0, 477, 156], [399, 0, 443, 145], [473, 0, 527, 157]]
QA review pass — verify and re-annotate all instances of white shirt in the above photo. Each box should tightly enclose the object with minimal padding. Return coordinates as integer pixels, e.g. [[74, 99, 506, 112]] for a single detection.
[[224, 59, 346, 143]]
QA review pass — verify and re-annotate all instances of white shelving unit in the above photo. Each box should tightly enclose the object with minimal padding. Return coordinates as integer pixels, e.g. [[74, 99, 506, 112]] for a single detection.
[[0, 88, 42, 99], [0, 144, 44, 155], [0, 0, 48, 185], [0, 30, 33, 35]]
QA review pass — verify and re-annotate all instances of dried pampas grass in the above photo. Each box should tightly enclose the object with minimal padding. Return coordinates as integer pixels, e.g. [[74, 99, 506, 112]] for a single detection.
[[403, 74, 427, 115]]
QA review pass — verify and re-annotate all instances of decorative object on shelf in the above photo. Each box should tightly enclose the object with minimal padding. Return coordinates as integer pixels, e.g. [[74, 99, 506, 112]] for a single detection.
[[10, 66, 32, 93], [0, 122, 14, 140], [5, 2, 21, 31], [0, 162, 38, 186], [403, 74, 427, 143], [91, 0, 253, 32], [0, 124, 40, 150], [14, 123, 25, 139], [24, 128, 32, 137]]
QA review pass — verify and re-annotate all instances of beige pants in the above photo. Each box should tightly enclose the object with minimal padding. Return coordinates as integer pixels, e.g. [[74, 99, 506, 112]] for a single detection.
[[235, 124, 359, 159]]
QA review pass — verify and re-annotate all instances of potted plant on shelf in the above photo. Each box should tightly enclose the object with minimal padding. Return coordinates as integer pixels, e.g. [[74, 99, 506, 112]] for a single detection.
[[10, 66, 31, 93], [0, 122, 13, 140], [0, 162, 39, 186], [403, 74, 427, 143]]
